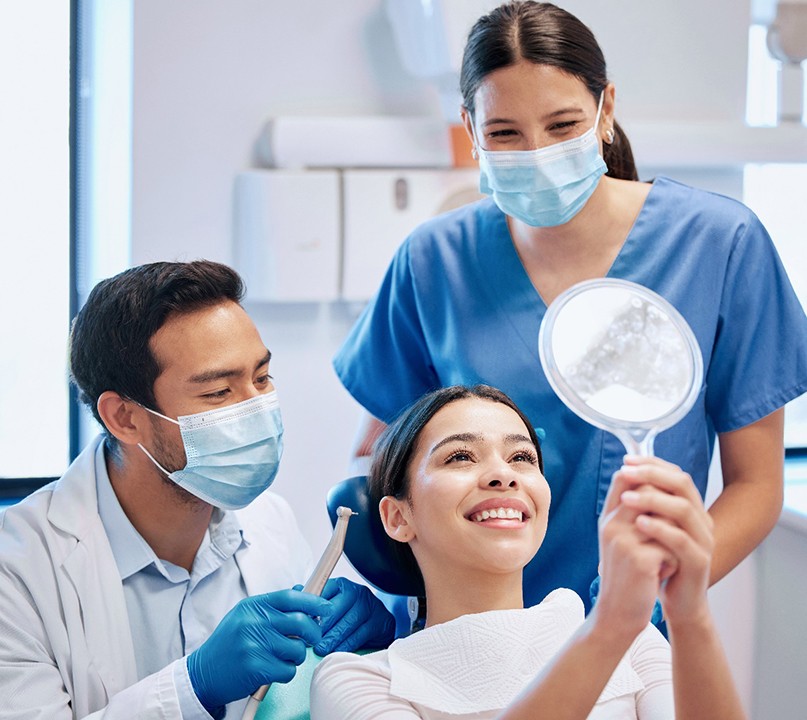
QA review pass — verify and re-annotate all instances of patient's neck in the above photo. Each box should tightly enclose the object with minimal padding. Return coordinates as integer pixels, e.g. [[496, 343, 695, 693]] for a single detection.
[[422, 567, 524, 628]]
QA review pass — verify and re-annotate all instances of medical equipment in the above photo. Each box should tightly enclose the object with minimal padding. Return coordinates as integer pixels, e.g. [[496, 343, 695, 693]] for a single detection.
[[240, 506, 357, 720], [538, 278, 703, 456]]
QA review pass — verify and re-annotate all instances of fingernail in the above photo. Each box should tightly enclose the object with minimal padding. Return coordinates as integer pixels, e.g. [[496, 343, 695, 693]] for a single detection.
[[620, 464, 640, 474]]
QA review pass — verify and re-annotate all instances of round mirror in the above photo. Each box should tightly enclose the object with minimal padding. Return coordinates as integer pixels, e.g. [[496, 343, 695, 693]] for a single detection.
[[538, 278, 703, 456]]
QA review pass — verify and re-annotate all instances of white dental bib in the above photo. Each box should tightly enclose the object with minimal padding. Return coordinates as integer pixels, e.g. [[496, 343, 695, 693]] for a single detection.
[[386, 589, 646, 716], [311, 587, 672, 718]]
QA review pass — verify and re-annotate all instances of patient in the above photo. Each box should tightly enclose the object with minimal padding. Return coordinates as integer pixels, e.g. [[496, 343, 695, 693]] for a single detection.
[[310, 385, 745, 719]]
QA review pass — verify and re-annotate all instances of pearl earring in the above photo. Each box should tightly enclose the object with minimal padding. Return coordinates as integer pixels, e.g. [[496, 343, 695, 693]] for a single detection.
[[605, 128, 615, 144], [471, 147, 479, 160]]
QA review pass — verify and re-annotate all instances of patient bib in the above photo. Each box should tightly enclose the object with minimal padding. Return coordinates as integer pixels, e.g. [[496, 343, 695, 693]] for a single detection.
[[387, 589, 645, 715]]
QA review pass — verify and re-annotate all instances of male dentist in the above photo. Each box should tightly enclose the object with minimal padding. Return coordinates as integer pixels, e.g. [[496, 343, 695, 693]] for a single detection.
[[0, 260, 395, 719]]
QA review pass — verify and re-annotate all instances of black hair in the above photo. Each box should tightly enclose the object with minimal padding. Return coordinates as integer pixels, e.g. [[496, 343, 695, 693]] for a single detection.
[[69, 260, 245, 449], [460, 1, 638, 181], [368, 384, 543, 582]]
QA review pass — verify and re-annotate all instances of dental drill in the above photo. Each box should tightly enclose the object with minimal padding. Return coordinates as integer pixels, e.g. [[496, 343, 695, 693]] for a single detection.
[[240, 506, 357, 720]]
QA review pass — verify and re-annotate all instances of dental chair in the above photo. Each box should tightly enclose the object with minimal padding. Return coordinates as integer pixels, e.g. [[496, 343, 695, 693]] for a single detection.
[[255, 476, 422, 720]]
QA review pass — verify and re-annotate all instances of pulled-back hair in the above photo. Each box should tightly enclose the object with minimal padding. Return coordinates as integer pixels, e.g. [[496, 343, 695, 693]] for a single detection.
[[368, 384, 544, 584], [460, 1, 638, 181], [69, 260, 245, 448]]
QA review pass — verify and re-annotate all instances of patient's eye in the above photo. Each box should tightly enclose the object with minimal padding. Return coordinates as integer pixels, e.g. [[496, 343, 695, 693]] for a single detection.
[[446, 447, 475, 463], [510, 448, 539, 464]]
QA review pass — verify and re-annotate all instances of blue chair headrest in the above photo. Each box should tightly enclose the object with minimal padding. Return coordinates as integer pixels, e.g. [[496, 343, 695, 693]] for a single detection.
[[326, 476, 425, 597]]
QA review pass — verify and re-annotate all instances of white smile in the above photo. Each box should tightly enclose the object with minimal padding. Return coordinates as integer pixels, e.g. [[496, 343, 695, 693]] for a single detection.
[[470, 507, 524, 522]]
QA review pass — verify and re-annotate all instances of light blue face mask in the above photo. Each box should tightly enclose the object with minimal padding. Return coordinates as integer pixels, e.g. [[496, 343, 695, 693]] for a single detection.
[[138, 391, 283, 510], [475, 92, 607, 227]]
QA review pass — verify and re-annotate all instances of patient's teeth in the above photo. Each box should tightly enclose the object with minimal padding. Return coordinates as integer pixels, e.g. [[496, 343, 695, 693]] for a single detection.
[[470, 507, 526, 522]]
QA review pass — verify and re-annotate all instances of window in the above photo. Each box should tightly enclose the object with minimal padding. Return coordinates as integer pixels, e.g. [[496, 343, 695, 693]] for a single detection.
[[0, 4, 71, 488]]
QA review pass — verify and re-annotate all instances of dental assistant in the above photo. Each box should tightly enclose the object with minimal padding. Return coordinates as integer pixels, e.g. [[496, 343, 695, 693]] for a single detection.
[[333, 1, 807, 613], [0, 261, 394, 719]]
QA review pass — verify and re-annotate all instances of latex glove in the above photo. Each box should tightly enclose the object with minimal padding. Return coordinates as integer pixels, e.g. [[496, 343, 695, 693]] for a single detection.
[[311, 577, 395, 655], [187, 589, 331, 713]]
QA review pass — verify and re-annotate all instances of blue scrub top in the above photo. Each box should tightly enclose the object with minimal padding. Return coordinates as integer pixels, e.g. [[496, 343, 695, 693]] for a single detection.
[[334, 177, 807, 609]]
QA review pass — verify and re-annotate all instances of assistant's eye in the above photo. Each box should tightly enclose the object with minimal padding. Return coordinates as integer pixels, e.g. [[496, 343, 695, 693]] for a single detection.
[[549, 120, 580, 133], [255, 372, 273, 388], [487, 128, 517, 139]]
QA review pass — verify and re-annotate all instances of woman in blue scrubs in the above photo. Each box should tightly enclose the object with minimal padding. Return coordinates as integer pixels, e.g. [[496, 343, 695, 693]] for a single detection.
[[333, 1, 807, 614]]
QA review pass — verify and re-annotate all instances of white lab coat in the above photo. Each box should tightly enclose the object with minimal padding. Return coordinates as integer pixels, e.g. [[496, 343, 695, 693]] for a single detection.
[[0, 435, 312, 719]]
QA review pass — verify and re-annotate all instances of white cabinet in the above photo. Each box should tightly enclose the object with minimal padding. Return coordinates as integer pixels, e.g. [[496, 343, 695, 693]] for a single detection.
[[233, 170, 341, 302], [233, 167, 480, 302], [341, 168, 479, 301]]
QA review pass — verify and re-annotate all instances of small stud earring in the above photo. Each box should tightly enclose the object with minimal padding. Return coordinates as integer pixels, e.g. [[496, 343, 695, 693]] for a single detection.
[[605, 128, 615, 144]]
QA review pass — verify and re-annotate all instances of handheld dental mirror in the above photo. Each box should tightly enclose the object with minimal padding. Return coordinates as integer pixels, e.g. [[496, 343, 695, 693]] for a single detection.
[[538, 278, 703, 456]]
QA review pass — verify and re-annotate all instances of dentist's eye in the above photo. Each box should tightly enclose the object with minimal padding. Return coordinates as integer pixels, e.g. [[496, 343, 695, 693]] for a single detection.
[[202, 388, 231, 400]]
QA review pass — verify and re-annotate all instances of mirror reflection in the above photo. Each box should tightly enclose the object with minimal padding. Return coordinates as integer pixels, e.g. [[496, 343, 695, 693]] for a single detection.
[[539, 278, 703, 454]]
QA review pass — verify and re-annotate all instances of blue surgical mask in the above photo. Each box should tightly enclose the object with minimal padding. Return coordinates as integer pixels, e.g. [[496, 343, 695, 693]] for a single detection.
[[138, 391, 283, 510], [475, 92, 607, 227]]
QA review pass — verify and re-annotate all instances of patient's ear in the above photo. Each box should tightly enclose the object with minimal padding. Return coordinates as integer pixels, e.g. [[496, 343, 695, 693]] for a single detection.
[[379, 496, 414, 543]]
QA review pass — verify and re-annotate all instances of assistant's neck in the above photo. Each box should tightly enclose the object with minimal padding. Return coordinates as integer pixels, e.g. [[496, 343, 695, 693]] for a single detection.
[[507, 177, 651, 306], [105, 443, 213, 572]]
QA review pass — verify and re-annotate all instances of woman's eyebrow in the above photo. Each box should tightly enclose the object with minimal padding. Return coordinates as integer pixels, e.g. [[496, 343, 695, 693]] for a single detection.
[[504, 433, 534, 445], [430, 432, 481, 455]]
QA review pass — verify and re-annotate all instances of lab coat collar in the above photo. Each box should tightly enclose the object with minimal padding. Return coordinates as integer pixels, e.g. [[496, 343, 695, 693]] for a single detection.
[[47, 434, 107, 539]]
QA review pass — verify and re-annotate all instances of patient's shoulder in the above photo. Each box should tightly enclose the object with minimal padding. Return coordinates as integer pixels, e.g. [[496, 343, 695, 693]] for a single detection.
[[311, 649, 421, 719]]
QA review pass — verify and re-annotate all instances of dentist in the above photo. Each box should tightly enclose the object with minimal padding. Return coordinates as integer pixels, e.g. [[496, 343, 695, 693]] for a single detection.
[[0, 260, 394, 719]]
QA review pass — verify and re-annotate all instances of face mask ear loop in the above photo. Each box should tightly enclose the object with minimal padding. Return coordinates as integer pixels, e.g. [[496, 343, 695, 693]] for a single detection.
[[594, 91, 605, 134], [468, 113, 483, 158], [137, 403, 181, 426], [137, 443, 174, 477]]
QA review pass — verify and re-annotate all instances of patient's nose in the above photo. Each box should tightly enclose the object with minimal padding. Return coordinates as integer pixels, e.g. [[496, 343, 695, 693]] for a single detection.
[[481, 460, 519, 489]]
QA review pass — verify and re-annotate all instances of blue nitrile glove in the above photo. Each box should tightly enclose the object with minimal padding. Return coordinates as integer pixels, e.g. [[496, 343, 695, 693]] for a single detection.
[[187, 589, 331, 714], [309, 577, 396, 655]]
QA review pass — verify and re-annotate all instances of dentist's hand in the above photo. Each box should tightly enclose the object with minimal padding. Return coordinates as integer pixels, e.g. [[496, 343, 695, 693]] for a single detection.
[[312, 577, 396, 655], [187, 589, 330, 714]]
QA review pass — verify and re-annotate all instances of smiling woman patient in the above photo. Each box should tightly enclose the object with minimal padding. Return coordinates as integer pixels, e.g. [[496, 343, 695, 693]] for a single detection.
[[309, 385, 746, 719]]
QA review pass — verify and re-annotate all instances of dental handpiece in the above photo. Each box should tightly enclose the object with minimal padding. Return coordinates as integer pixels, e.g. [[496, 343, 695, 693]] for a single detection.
[[241, 506, 357, 720]]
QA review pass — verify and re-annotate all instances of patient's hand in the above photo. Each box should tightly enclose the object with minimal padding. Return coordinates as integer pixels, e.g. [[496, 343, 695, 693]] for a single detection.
[[615, 457, 714, 627], [595, 471, 675, 640]]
